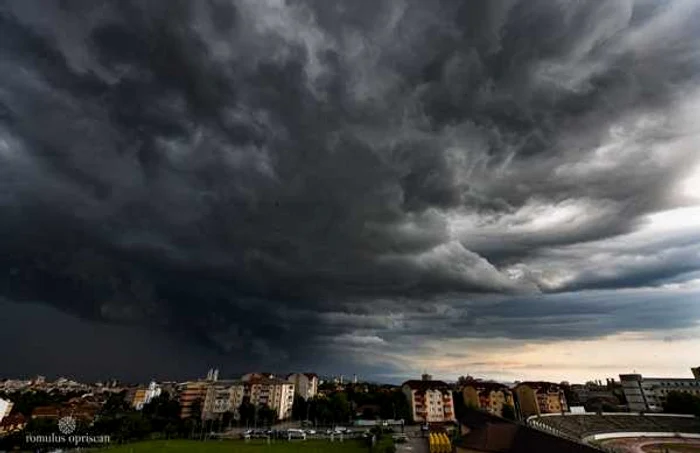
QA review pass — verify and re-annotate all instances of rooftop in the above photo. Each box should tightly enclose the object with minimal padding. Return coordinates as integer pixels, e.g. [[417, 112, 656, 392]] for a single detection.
[[402, 380, 451, 391]]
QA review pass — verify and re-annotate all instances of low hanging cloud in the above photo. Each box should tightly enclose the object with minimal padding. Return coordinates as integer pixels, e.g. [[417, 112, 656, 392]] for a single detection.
[[2, 0, 700, 377]]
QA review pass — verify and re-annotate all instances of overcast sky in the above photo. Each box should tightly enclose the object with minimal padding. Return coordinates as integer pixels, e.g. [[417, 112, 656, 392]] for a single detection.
[[1, 0, 700, 385]]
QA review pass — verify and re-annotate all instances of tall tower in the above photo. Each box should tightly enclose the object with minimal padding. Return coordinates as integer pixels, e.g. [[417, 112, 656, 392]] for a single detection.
[[692, 366, 700, 380]]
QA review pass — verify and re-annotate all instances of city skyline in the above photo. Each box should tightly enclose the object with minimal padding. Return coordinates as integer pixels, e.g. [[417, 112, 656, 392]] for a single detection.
[[2, 1, 700, 384]]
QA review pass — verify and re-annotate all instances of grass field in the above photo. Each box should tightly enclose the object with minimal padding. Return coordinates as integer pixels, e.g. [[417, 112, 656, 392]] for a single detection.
[[99, 439, 369, 452]]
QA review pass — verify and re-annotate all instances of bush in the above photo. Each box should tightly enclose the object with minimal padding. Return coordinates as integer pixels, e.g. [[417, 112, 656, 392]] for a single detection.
[[375, 436, 396, 453]]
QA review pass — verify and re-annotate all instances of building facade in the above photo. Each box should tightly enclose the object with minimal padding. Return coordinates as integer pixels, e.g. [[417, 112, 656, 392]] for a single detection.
[[178, 381, 210, 419], [202, 380, 246, 420], [620, 370, 700, 412], [514, 382, 568, 417], [241, 372, 277, 382], [247, 377, 295, 420], [131, 381, 162, 410], [183, 375, 295, 421], [0, 398, 13, 423], [402, 377, 456, 423], [286, 373, 319, 400], [462, 382, 514, 417]]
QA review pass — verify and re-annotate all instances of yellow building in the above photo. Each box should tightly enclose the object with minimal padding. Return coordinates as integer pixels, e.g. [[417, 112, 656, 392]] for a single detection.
[[513, 382, 568, 417], [462, 382, 514, 417]]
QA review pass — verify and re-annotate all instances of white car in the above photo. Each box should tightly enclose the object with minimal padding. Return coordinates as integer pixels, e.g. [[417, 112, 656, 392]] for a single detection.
[[287, 429, 307, 439], [305, 429, 317, 435]]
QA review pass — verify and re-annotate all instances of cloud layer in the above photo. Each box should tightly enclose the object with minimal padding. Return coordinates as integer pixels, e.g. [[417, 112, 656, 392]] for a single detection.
[[1, 0, 700, 379]]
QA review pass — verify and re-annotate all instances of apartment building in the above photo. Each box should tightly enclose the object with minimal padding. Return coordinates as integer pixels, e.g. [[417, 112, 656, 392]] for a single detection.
[[241, 372, 277, 382], [620, 369, 700, 412], [196, 376, 295, 421], [179, 381, 210, 419], [0, 414, 26, 436], [514, 382, 568, 417], [286, 373, 319, 400], [0, 398, 13, 423], [131, 381, 162, 410], [462, 382, 514, 417], [402, 376, 456, 423], [247, 377, 295, 420], [201, 380, 246, 421]]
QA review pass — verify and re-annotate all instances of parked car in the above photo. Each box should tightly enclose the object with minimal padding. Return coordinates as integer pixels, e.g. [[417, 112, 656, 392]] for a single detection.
[[287, 429, 307, 439], [305, 429, 317, 435]]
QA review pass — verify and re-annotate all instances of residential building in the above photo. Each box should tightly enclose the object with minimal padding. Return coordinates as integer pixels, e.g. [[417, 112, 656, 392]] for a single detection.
[[513, 382, 568, 417], [286, 373, 318, 400], [620, 369, 700, 412], [31, 402, 98, 423], [568, 379, 624, 409], [247, 376, 295, 420], [462, 382, 514, 417], [241, 372, 277, 382], [178, 381, 210, 419], [0, 414, 26, 436], [131, 381, 162, 410], [202, 380, 246, 421], [402, 375, 456, 423], [0, 398, 12, 423]]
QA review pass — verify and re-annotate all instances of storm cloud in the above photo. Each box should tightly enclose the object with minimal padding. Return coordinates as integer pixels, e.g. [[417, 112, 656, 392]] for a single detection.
[[1, 0, 700, 380]]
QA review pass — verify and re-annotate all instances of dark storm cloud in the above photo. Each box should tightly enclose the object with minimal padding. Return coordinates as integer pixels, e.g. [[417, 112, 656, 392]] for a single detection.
[[2, 0, 700, 375]]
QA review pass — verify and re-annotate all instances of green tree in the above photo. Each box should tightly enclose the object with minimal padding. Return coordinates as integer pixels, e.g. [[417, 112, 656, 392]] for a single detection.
[[238, 397, 256, 426], [188, 398, 203, 421], [257, 404, 277, 426], [330, 392, 352, 424], [664, 391, 700, 416], [501, 404, 516, 421], [291, 395, 308, 420], [100, 390, 132, 415]]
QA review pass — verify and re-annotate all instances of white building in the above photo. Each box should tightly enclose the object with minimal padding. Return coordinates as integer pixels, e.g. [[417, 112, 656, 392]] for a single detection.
[[248, 377, 295, 420], [0, 398, 13, 423], [286, 373, 318, 400], [620, 369, 700, 412], [402, 376, 455, 423]]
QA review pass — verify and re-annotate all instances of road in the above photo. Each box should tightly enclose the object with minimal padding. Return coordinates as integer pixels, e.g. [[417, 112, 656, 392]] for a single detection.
[[396, 434, 429, 453]]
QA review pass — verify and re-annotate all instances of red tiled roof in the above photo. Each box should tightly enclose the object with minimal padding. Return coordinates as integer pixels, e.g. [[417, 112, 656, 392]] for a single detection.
[[516, 382, 562, 391], [32, 406, 61, 418], [0, 414, 26, 425], [465, 382, 512, 393], [402, 380, 451, 391]]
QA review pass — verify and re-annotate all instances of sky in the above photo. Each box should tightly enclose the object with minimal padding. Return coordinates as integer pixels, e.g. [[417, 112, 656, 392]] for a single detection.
[[1, 0, 700, 385]]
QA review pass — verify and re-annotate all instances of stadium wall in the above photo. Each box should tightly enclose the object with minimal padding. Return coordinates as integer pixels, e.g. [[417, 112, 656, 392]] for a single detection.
[[583, 432, 700, 443]]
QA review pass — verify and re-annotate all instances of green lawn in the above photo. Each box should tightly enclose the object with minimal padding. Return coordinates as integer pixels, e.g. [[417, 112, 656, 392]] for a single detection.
[[99, 439, 369, 452]]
